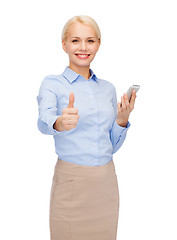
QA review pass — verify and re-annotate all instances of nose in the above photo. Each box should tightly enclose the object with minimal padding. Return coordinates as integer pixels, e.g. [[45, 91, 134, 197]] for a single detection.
[[79, 40, 87, 51]]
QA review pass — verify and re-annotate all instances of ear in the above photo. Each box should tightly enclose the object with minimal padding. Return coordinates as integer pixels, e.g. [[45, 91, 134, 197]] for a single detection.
[[98, 39, 101, 47], [62, 39, 67, 53], [96, 39, 101, 52]]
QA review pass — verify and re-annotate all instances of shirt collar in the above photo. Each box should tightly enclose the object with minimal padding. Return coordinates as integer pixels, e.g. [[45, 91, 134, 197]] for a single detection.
[[62, 66, 98, 83]]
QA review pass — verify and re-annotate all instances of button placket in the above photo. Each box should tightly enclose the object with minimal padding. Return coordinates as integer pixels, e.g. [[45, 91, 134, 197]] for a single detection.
[[86, 81, 99, 155]]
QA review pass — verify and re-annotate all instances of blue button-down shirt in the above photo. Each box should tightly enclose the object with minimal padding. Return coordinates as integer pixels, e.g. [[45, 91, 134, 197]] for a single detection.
[[37, 66, 130, 166]]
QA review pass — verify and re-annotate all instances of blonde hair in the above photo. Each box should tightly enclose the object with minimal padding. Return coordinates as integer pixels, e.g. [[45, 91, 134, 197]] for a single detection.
[[61, 15, 101, 42]]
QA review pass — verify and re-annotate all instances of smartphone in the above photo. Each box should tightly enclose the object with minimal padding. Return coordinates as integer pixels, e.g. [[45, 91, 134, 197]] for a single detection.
[[127, 85, 140, 102]]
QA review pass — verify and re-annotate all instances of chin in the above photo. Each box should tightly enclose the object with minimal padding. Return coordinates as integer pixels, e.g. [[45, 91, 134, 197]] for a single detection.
[[73, 61, 91, 67]]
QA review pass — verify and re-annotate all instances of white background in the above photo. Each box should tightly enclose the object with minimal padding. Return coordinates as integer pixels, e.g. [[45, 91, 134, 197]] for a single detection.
[[0, 0, 177, 239]]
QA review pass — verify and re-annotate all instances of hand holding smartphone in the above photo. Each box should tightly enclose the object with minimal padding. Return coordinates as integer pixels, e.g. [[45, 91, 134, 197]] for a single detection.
[[117, 84, 140, 126], [127, 85, 140, 102]]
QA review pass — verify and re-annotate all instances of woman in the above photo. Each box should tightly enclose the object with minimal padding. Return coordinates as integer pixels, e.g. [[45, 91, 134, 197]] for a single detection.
[[37, 15, 136, 240]]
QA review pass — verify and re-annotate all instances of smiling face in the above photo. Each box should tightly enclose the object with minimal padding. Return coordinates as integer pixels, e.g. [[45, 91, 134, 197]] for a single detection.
[[62, 22, 100, 71]]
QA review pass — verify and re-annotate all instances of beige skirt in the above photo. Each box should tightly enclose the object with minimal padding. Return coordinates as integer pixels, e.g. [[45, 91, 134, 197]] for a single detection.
[[49, 158, 119, 240]]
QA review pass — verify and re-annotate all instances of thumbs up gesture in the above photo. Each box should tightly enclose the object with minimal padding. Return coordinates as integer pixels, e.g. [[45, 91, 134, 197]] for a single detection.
[[53, 92, 80, 132]]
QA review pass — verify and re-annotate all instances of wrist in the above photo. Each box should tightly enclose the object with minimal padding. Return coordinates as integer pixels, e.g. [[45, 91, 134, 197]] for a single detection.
[[116, 119, 128, 128], [53, 116, 63, 132]]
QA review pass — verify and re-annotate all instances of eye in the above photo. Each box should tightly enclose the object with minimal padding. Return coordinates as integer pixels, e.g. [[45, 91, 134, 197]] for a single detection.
[[88, 39, 94, 43], [72, 39, 78, 43]]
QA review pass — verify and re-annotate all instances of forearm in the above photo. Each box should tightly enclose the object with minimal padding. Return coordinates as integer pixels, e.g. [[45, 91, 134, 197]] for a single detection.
[[37, 112, 59, 135], [110, 120, 130, 154]]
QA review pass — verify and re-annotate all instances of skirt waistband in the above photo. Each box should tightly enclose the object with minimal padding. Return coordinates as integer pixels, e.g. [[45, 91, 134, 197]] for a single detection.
[[55, 158, 116, 178]]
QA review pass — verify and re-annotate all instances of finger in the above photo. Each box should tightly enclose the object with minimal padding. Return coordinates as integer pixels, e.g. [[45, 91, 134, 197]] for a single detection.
[[62, 114, 79, 126], [64, 107, 78, 115], [130, 90, 136, 109], [121, 96, 126, 110], [124, 93, 130, 108], [117, 102, 122, 112], [67, 118, 78, 125], [67, 92, 75, 108]]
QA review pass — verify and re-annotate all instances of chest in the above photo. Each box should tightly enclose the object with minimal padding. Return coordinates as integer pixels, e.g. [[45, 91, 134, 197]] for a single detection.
[[56, 81, 116, 128]]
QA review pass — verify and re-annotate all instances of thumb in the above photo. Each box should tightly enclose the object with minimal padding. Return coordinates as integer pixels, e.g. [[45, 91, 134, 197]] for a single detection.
[[67, 92, 75, 108]]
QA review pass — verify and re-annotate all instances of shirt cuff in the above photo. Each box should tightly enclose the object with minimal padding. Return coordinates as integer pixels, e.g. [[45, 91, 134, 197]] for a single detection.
[[112, 120, 131, 139], [48, 115, 62, 135]]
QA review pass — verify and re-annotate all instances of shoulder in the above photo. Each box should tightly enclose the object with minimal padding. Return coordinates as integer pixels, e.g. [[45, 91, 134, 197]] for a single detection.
[[39, 73, 64, 90], [43, 73, 63, 83], [97, 77, 116, 91]]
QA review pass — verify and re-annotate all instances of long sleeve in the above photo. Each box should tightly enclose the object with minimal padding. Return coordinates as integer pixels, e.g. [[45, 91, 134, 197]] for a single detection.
[[37, 77, 60, 135], [110, 85, 131, 154]]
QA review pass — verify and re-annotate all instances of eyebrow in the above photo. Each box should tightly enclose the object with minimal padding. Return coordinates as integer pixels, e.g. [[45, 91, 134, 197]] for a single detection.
[[71, 36, 96, 39]]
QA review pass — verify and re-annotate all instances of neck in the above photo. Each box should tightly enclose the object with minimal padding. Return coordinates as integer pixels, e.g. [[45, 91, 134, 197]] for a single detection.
[[69, 64, 90, 80]]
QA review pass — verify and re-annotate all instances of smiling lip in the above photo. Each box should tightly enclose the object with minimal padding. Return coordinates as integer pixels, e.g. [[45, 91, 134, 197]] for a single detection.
[[75, 54, 90, 60]]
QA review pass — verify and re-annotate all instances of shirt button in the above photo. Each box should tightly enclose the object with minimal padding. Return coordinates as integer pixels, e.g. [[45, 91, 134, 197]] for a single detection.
[[94, 143, 97, 146], [94, 125, 97, 128]]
